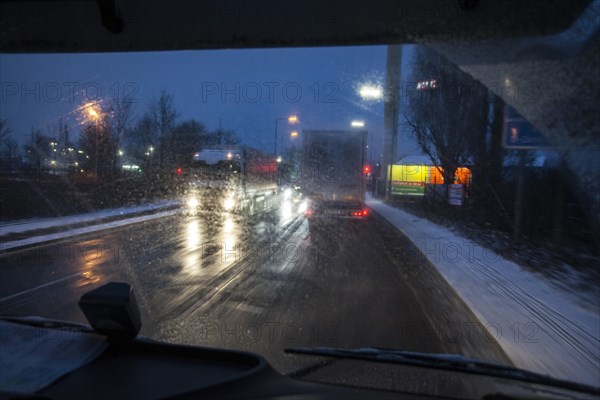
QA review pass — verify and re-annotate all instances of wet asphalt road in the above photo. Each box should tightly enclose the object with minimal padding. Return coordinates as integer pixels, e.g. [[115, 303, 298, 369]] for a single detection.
[[0, 197, 511, 380]]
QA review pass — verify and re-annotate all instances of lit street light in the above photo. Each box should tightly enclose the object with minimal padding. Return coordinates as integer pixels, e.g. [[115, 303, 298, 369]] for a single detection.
[[146, 146, 154, 170], [290, 130, 299, 138], [358, 85, 383, 100], [351, 120, 365, 128], [274, 115, 298, 155], [117, 150, 124, 178], [87, 107, 98, 119], [82, 102, 102, 179]]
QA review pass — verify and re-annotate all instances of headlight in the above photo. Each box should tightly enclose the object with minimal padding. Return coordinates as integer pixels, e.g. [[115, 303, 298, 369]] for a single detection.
[[223, 197, 235, 210], [187, 198, 199, 208], [298, 201, 308, 214]]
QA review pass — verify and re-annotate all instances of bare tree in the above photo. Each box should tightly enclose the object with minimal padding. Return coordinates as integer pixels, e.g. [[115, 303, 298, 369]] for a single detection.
[[404, 45, 488, 191], [79, 115, 117, 179], [108, 94, 136, 148], [123, 113, 157, 160], [0, 119, 11, 142], [1, 138, 19, 160], [0, 119, 17, 164], [149, 90, 177, 168], [219, 129, 241, 145], [168, 119, 208, 166], [23, 129, 53, 169]]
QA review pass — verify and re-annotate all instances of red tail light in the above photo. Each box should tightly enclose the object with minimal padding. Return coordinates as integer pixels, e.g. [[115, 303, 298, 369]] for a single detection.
[[305, 208, 314, 216], [352, 209, 369, 217], [176, 167, 183, 175]]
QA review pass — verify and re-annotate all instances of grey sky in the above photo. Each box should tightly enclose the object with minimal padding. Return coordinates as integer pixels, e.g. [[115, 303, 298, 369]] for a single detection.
[[0, 45, 421, 163]]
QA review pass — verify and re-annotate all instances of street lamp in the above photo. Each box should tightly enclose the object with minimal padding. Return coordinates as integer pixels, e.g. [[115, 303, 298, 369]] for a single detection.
[[358, 85, 383, 100], [351, 120, 365, 128], [274, 115, 298, 155], [117, 149, 124, 177], [146, 146, 154, 170], [49, 142, 57, 166], [83, 102, 102, 179], [290, 130, 298, 138]]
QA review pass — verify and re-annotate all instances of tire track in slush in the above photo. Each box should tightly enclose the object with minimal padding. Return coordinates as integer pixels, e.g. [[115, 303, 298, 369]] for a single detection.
[[467, 256, 599, 369], [162, 214, 307, 321]]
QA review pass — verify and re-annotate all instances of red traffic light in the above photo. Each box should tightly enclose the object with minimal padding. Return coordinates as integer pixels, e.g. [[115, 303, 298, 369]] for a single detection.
[[363, 165, 371, 174], [176, 167, 183, 175]]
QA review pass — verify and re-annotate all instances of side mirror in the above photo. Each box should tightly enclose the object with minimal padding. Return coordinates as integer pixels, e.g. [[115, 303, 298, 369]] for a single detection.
[[79, 282, 141, 341]]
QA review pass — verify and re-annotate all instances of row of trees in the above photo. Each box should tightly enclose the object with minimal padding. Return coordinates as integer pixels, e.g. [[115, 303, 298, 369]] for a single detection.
[[0, 89, 240, 179], [95, 89, 239, 176], [122, 91, 238, 169]]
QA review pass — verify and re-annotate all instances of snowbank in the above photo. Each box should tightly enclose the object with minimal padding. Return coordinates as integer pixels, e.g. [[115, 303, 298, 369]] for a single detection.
[[0, 200, 179, 236], [367, 196, 599, 387], [1, 201, 180, 250]]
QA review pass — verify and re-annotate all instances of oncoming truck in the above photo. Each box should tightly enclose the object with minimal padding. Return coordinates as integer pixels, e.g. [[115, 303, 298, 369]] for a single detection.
[[302, 130, 368, 220], [186, 146, 277, 215]]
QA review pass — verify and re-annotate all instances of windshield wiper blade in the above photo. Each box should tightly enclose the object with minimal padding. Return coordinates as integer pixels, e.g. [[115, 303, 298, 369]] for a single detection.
[[285, 347, 600, 396], [0, 315, 94, 333]]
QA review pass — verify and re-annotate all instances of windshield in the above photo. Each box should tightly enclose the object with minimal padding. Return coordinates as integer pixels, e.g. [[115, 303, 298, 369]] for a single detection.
[[1, 3, 599, 398]]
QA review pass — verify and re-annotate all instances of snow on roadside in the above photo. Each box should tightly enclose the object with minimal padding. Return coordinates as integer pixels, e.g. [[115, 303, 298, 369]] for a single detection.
[[1, 210, 179, 251], [366, 197, 600, 387], [0, 200, 180, 236]]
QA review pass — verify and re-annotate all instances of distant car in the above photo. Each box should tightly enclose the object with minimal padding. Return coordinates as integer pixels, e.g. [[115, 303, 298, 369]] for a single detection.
[[290, 186, 303, 203]]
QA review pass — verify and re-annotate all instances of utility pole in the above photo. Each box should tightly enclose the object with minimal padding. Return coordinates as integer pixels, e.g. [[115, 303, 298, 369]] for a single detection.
[[512, 150, 525, 241], [382, 45, 402, 199], [159, 133, 164, 168], [95, 118, 99, 179], [274, 119, 281, 155], [219, 117, 222, 145]]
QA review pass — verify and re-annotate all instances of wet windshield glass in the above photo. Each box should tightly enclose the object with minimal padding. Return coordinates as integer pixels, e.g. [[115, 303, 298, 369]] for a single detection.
[[1, 3, 599, 396]]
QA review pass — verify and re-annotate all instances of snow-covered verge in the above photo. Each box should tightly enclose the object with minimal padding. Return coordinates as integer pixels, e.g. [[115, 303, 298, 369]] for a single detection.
[[0, 200, 180, 236], [366, 196, 599, 387], [0, 201, 180, 250]]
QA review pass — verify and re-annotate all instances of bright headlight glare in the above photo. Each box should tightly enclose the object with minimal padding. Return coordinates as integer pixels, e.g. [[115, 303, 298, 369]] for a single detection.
[[187, 198, 199, 208], [224, 197, 235, 210]]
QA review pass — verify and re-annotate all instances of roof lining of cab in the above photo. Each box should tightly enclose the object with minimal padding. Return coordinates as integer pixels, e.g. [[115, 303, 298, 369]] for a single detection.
[[0, 0, 592, 53]]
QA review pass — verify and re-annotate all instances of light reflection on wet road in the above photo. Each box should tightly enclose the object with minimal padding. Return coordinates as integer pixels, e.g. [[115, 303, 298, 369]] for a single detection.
[[0, 196, 511, 376]]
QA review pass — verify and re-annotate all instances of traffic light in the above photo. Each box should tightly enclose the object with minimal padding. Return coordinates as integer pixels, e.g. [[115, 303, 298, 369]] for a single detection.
[[363, 165, 371, 174]]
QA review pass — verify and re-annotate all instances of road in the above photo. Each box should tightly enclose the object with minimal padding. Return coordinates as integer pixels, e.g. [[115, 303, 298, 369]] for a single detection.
[[0, 196, 511, 379]]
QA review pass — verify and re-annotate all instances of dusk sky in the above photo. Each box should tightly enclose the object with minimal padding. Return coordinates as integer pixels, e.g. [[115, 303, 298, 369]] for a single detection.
[[0, 45, 420, 163]]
